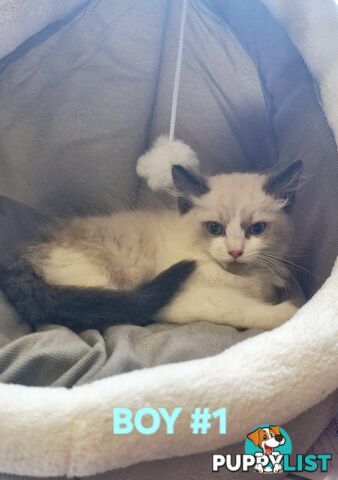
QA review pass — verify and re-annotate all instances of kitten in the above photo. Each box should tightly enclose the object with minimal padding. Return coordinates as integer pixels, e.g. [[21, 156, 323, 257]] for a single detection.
[[155, 161, 304, 328], [0, 160, 304, 331]]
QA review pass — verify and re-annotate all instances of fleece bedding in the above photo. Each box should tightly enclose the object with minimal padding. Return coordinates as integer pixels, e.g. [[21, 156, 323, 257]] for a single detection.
[[0, 0, 337, 478]]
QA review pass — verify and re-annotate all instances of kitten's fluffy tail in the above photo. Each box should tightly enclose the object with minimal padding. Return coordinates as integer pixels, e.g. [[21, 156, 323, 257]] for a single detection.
[[0, 259, 195, 331]]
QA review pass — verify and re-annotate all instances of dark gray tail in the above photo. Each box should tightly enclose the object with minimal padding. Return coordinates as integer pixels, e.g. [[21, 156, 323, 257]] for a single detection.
[[0, 259, 195, 331]]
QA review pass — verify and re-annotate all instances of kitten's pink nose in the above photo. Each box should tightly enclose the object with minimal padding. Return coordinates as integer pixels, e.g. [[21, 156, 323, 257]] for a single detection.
[[228, 250, 243, 260]]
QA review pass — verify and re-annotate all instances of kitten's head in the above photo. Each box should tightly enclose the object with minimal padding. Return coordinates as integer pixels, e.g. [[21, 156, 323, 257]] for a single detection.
[[172, 161, 302, 273]]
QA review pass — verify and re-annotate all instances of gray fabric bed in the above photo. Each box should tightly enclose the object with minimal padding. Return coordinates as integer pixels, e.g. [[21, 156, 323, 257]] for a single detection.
[[0, 0, 337, 478]]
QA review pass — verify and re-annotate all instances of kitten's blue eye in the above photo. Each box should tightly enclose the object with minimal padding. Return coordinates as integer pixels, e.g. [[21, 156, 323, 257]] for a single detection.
[[205, 221, 224, 236], [247, 222, 266, 236]]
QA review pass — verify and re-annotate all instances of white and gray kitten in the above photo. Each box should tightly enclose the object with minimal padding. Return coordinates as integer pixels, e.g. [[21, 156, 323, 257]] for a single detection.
[[0, 149, 304, 331]]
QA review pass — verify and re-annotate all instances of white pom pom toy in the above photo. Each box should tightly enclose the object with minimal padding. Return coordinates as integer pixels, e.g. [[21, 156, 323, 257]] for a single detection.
[[136, 136, 200, 192]]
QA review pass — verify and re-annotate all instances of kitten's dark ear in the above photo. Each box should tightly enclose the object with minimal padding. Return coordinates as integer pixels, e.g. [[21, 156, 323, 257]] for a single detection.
[[172, 165, 209, 196], [172, 165, 209, 214], [265, 160, 303, 211]]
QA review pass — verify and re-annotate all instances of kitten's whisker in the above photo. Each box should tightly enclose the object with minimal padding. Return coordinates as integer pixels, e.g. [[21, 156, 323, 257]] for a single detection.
[[260, 251, 314, 277], [254, 257, 285, 278], [253, 258, 277, 279], [257, 255, 301, 288], [256, 255, 288, 277]]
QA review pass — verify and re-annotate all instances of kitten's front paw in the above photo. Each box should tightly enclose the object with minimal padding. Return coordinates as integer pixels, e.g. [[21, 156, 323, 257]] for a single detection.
[[272, 300, 299, 327]]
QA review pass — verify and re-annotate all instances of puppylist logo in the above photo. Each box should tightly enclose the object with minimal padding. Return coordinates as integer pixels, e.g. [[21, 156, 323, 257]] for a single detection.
[[245, 424, 291, 473], [213, 424, 332, 474]]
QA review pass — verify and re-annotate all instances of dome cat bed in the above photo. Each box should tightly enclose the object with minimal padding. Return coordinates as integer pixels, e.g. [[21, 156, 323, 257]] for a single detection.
[[0, 0, 337, 478]]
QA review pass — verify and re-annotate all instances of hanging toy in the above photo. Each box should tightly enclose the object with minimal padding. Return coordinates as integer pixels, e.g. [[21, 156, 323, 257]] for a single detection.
[[136, 135, 200, 191], [136, 0, 200, 192]]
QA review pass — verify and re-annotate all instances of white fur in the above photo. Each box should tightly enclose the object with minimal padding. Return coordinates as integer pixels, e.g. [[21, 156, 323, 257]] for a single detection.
[[136, 136, 200, 191], [156, 279, 298, 329]]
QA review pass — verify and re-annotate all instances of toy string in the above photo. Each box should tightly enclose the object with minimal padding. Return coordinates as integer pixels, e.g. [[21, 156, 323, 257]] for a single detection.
[[169, 0, 188, 141]]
